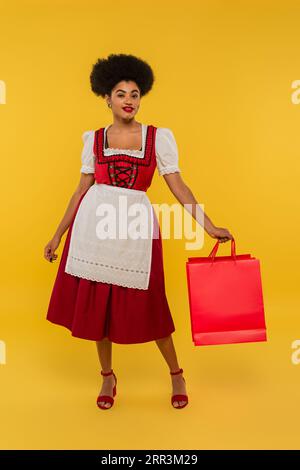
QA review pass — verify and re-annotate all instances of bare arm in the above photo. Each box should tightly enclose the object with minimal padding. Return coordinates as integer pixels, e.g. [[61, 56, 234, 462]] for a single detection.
[[44, 173, 95, 262], [162, 172, 234, 242]]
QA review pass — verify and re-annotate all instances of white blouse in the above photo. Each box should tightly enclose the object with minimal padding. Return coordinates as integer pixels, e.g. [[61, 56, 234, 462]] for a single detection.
[[80, 124, 181, 177]]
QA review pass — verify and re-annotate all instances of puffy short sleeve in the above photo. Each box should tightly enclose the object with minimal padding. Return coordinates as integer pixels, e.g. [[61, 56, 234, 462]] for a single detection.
[[80, 130, 96, 174], [155, 127, 181, 176]]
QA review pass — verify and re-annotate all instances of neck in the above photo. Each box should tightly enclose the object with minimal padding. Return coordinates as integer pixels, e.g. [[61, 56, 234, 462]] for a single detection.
[[110, 118, 141, 132]]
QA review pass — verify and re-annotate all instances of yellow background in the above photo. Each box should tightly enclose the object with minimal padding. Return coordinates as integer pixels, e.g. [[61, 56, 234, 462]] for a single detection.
[[1, 0, 300, 450]]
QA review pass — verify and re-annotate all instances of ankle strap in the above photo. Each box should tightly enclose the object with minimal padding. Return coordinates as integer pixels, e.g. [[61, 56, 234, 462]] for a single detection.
[[170, 367, 183, 375], [101, 369, 113, 376]]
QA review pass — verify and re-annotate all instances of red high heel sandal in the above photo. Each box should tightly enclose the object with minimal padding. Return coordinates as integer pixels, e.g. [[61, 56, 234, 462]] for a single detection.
[[170, 368, 188, 409], [96, 369, 117, 410]]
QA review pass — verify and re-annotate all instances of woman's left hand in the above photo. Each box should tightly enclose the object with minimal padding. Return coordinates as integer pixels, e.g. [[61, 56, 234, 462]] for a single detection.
[[207, 226, 234, 243]]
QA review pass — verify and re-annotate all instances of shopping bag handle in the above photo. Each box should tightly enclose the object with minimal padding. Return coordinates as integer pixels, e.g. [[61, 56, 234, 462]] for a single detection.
[[208, 237, 236, 262]]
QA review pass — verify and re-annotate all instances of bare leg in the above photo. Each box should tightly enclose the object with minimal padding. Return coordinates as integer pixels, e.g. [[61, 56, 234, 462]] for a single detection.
[[155, 334, 188, 408], [95, 337, 115, 409]]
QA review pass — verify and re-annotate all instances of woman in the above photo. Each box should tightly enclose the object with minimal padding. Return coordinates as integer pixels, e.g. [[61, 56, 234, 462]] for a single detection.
[[44, 53, 233, 411]]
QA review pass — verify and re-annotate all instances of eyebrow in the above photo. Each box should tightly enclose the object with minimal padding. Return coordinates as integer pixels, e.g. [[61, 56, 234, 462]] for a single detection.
[[115, 89, 139, 93]]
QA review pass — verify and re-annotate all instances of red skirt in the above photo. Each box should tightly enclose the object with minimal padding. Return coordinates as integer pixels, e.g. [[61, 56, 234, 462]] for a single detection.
[[46, 190, 175, 343]]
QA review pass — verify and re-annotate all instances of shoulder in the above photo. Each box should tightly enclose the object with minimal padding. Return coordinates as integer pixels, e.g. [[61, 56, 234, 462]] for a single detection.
[[155, 127, 177, 148], [82, 130, 95, 143], [155, 127, 175, 137]]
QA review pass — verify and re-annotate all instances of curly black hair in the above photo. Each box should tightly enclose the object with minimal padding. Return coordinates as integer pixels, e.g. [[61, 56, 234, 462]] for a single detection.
[[90, 53, 155, 98]]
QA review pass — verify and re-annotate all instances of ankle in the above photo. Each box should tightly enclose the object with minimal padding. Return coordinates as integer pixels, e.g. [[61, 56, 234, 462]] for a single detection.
[[170, 367, 183, 375], [102, 374, 114, 380]]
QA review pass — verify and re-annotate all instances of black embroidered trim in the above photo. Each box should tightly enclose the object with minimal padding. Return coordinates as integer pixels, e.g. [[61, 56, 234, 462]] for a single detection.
[[94, 125, 155, 167]]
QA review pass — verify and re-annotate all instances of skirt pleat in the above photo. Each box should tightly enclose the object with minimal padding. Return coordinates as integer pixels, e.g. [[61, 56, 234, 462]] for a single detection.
[[46, 189, 175, 343]]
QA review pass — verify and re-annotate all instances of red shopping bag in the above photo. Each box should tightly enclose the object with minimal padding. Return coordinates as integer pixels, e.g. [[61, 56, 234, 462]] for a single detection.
[[186, 238, 267, 346]]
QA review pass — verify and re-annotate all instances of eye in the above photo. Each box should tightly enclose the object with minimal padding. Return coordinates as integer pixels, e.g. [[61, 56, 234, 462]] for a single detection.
[[117, 94, 139, 98]]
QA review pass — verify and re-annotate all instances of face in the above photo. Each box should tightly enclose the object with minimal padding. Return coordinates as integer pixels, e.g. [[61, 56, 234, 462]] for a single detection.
[[105, 80, 141, 121]]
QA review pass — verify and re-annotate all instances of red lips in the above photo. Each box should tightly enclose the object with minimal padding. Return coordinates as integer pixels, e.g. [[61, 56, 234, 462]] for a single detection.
[[123, 107, 133, 112]]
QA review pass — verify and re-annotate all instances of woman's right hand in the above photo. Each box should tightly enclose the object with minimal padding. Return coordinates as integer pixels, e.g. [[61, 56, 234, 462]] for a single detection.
[[44, 235, 61, 262]]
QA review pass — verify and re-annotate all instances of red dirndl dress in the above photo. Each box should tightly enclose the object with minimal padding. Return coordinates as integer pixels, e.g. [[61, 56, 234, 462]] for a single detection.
[[46, 124, 176, 343]]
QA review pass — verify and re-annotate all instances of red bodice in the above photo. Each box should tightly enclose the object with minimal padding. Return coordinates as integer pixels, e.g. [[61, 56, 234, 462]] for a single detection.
[[93, 125, 157, 192]]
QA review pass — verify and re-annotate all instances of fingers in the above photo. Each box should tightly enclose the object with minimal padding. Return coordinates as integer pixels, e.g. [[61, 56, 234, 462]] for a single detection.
[[47, 254, 58, 262], [44, 246, 58, 262], [44, 247, 51, 261], [221, 231, 234, 243], [218, 237, 232, 243]]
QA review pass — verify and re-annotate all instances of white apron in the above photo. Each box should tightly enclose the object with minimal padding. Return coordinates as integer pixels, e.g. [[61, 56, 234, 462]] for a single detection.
[[65, 183, 154, 290]]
